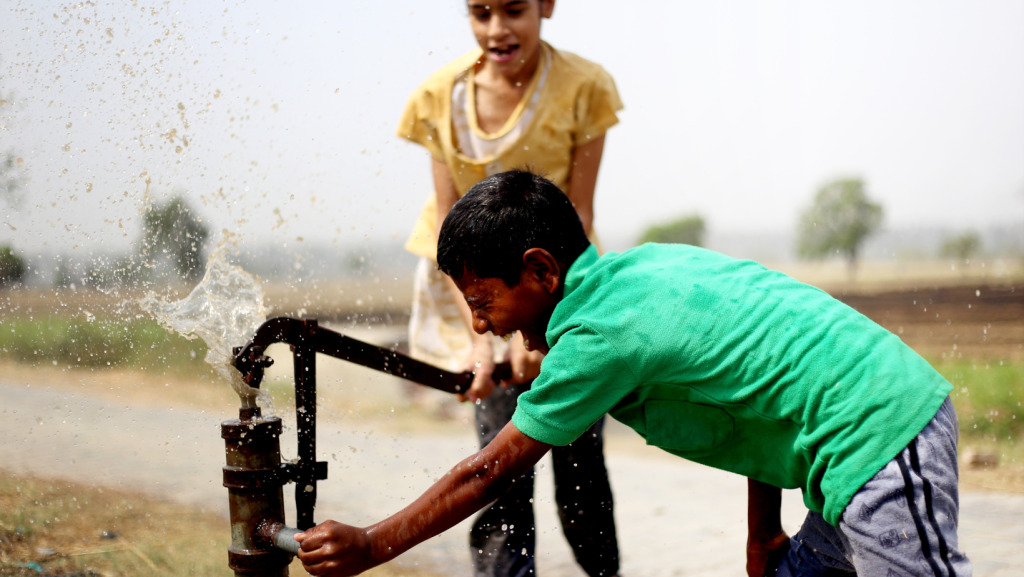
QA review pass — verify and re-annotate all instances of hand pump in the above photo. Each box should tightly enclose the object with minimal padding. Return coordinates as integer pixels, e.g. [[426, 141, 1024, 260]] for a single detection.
[[223, 317, 512, 576]]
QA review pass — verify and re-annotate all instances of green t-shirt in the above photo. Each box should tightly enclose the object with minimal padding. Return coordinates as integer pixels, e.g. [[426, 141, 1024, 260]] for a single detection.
[[512, 244, 952, 525]]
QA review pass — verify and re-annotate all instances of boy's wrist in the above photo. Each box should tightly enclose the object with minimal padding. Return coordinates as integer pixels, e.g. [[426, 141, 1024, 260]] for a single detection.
[[746, 530, 791, 577], [748, 526, 787, 543], [365, 524, 400, 566]]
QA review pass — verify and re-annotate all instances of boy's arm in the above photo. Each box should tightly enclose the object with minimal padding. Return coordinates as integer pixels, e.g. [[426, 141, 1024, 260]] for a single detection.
[[432, 157, 496, 401], [566, 134, 606, 236], [296, 422, 551, 577], [746, 478, 791, 577]]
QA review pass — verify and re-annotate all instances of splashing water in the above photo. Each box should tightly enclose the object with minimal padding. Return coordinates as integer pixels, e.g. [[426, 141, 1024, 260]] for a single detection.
[[140, 231, 271, 409]]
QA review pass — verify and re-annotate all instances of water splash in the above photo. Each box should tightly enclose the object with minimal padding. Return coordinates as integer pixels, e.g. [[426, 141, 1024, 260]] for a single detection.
[[140, 230, 271, 409]]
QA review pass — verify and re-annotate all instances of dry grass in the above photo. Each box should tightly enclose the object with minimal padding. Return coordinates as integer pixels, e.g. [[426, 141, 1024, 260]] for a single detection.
[[0, 277, 413, 323], [769, 257, 1024, 294], [0, 471, 447, 577], [0, 471, 232, 577], [959, 447, 1024, 494], [2, 260, 1019, 321]]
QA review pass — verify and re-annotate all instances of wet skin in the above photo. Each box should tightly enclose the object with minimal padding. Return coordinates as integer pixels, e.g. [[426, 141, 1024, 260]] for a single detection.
[[294, 249, 565, 576], [746, 479, 790, 577], [454, 247, 564, 355], [295, 422, 552, 576]]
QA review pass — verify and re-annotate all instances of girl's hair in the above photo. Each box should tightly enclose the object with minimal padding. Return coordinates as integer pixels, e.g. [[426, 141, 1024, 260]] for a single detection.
[[437, 169, 590, 286]]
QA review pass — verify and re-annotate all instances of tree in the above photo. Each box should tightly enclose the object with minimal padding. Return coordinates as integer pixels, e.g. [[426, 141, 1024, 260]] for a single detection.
[[0, 152, 26, 205], [639, 214, 706, 247], [940, 232, 981, 263], [141, 195, 210, 282], [797, 178, 882, 274], [0, 244, 26, 288], [1, 85, 29, 286], [1, 80, 27, 206]]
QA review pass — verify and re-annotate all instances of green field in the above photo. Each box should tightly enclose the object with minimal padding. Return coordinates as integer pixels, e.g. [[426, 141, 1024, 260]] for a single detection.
[[939, 358, 1024, 443], [0, 315, 213, 376]]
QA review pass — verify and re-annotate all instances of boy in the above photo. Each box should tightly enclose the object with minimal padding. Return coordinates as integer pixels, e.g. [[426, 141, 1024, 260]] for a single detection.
[[296, 170, 971, 577], [398, 1, 623, 575]]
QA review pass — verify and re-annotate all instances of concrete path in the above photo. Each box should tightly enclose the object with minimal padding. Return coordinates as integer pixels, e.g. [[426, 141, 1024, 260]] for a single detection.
[[2, 379, 1021, 577]]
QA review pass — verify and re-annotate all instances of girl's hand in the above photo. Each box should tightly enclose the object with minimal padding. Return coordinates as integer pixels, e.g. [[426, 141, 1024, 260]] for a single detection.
[[506, 332, 543, 386], [458, 338, 495, 403], [296, 520, 376, 577]]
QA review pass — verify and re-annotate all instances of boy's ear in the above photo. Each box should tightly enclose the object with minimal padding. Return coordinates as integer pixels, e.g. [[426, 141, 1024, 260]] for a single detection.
[[540, 0, 555, 19], [521, 248, 561, 294]]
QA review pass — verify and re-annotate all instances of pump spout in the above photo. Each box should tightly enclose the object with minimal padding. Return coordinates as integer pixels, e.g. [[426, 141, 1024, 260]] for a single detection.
[[254, 518, 302, 556]]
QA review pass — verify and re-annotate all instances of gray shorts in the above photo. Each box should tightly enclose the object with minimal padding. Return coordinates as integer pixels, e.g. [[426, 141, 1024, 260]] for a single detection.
[[777, 396, 972, 576]]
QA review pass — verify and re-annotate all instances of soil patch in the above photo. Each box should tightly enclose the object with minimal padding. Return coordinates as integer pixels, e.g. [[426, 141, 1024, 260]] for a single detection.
[[836, 283, 1023, 360]]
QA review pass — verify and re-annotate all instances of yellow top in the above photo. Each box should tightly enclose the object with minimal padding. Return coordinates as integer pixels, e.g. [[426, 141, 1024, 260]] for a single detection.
[[398, 42, 623, 260]]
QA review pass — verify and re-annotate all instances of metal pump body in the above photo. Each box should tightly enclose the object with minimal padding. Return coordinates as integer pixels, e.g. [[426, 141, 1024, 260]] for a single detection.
[[224, 317, 512, 576]]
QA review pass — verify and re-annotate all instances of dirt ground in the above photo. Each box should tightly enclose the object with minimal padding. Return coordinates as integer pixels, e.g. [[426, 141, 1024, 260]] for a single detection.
[[3, 373, 1021, 577], [835, 282, 1023, 360]]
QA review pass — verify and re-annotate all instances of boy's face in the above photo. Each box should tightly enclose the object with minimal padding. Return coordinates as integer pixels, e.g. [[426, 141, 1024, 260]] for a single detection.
[[453, 248, 563, 354], [468, 0, 554, 78]]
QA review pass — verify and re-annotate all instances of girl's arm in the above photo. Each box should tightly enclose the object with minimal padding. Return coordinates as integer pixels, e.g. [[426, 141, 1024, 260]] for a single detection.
[[432, 158, 496, 402], [566, 134, 606, 236], [432, 156, 460, 222], [295, 423, 552, 577]]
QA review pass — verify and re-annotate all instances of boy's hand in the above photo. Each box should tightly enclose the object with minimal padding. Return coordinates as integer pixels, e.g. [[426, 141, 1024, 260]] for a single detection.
[[295, 520, 375, 577], [505, 332, 543, 386], [292, 423, 550, 575], [746, 530, 790, 577], [457, 338, 495, 403], [746, 478, 789, 577]]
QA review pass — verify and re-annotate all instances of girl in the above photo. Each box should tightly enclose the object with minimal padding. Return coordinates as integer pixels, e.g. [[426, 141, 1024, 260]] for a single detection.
[[397, 2, 622, 575]]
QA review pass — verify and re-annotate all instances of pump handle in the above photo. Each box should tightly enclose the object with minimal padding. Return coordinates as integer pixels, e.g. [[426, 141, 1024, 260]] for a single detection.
[[231, 317, 522, 533], [232, 316, 516, 394]]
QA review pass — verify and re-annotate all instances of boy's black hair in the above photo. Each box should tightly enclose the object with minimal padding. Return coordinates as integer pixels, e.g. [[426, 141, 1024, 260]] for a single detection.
[[437, 169, 591, 286]]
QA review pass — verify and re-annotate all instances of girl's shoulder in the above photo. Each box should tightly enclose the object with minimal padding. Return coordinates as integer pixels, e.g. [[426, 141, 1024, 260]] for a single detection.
[[410, 49, 482, 99], [545, 43, 616, 86]]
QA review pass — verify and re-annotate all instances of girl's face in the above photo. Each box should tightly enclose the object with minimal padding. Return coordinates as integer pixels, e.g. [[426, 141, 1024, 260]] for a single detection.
[[468, 0, 554, 79]]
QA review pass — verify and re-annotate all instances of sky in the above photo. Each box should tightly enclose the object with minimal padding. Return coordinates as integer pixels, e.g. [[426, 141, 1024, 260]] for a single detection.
[[1, 0, 1022, 258]]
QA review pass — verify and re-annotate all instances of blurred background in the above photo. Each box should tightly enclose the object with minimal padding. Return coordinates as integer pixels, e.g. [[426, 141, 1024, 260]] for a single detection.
[[1, 0, 1021, 284], [1, 1, 1021, 576]]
